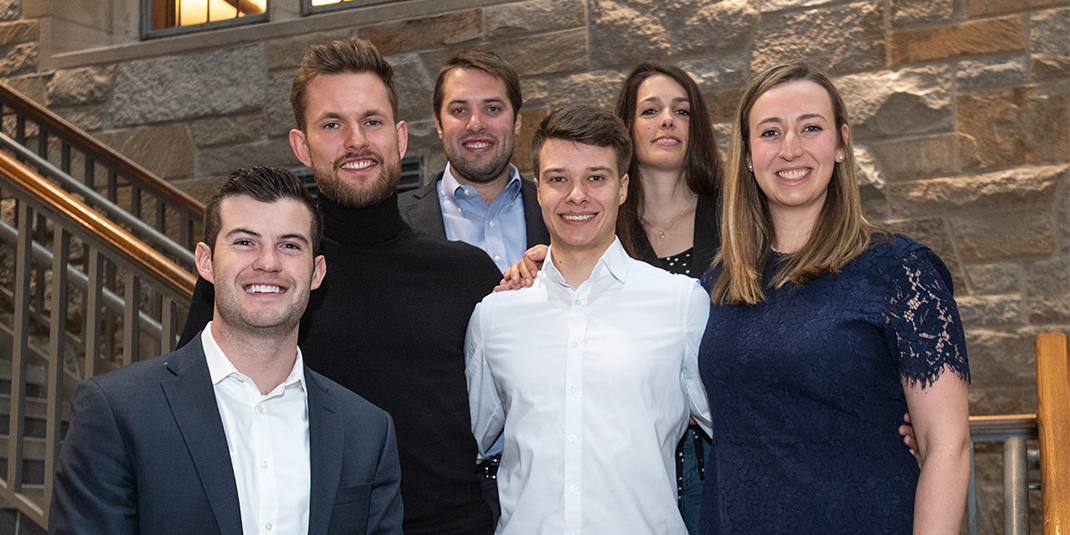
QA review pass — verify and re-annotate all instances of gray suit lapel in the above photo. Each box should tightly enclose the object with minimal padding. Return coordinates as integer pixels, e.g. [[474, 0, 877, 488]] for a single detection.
[[306, 370, 343, 535]]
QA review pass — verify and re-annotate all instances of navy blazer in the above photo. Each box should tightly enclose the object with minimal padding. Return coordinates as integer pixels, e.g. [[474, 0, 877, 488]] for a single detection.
[[49, 336, 403, 535], [398, 172, 551, 249]]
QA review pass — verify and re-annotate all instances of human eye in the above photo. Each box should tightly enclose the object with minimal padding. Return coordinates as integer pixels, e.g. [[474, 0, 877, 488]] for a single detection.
[[364, 119, 383, 127], [639, 107, 658, 116], [803, 124, 823, 132], [588, 174, 605, 182], [322, 121, 340, 130], [487, 105, 501, 113], [451, 106, 466, 116], [759, 128, 780, 138], [546, 175, 565, 183], [233, 238, 255, 248], [676, 108, 690, 117], [280, 242, 303, 253]]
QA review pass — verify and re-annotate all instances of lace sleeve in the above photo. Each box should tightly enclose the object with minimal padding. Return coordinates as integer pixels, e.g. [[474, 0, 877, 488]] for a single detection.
[[884, 247, 971, 388]]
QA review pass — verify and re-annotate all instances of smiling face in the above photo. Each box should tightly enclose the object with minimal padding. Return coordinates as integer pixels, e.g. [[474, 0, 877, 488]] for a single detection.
[[632, 74, 690, 172], [747, 79, 848, 220], [436, 68, 522, 185], [536, 139, 629, 256], [289, 72, 408, 208], [196, 196, 326, 339]]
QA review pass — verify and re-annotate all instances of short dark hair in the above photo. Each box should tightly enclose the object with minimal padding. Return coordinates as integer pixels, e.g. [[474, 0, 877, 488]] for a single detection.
[[203, 166, 324, 256], [290, 37, 398, 131], [531, 105, 632, 178], [433, 49, 522, 121]]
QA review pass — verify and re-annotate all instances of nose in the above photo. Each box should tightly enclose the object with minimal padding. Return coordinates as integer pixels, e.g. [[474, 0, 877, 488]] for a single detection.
[[467, 111, 485, 132], [566, 181, 589, 204], [659, 109, 674, 128], [344, 124, 368, 151], [253, 246, 282, 273], [779, 130, 802, 160]]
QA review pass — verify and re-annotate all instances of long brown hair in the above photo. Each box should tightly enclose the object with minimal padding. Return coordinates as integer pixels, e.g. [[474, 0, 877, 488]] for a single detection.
[[711, 62, 887, 305], [613, 62, 722, 258]]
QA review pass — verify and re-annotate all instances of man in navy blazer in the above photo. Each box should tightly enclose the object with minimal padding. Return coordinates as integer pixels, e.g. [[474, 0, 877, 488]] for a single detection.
[[49, 167, 403, 535], [398, 49, 549, 272]]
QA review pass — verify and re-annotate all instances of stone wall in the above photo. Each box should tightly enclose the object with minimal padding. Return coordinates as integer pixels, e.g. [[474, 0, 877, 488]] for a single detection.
[[2, 0, 1068, 531]]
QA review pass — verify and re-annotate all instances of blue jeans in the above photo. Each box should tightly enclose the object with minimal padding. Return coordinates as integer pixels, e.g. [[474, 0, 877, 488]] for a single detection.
[[677, 426, 710, 534]]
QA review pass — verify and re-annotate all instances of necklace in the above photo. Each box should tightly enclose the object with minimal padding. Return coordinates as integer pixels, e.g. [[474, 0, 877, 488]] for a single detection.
[[641, 194, 697, 239]]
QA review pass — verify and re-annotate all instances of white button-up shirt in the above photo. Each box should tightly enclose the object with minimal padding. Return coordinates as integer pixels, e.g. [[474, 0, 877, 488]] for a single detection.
[[202, 325, 311, 535], [465, 238, 712, 535]]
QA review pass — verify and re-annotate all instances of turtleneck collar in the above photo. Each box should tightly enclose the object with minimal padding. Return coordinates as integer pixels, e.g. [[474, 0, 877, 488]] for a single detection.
[[319, 191, 407, 247]]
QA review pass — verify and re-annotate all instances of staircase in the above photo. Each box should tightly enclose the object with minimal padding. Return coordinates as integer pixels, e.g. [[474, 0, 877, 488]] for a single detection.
[[0, 81, 199, 528]]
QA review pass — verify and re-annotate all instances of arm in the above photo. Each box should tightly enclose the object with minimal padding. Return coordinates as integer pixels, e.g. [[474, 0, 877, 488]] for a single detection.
[[903, 369, 970, 535], [681, 281, 713, 436], [464, 302, 506, 456], [495, 245, 547, 292], [49, 380, 138, 535], [366, 414, 404, 535]]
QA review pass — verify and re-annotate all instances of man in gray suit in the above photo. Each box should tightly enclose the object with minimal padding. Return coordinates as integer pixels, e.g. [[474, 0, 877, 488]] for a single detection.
[[49, 166, 403, 535]]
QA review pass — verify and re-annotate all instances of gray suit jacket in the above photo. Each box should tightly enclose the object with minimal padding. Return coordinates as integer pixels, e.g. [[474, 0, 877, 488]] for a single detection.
[[398, 172, 551, 249], [49, 335, 403, 535]]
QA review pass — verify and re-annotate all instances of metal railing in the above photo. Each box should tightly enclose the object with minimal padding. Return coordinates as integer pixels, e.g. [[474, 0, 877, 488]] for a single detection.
[[0, 144, 194, 526], [969, 414, 1039, 535]]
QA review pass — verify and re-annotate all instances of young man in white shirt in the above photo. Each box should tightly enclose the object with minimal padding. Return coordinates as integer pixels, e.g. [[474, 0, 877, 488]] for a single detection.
[[465, 106, 711, 534], [50, 167, 403, 535]]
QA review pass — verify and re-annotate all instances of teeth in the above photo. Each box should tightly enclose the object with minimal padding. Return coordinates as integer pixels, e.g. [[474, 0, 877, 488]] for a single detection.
[[777, 169, 808, 180], [341, 160, 374, 170], [246, 285, 283, 294], [465, 142, 490, 149], [562, 214, 595, 221], [654, 137, 679, 144]]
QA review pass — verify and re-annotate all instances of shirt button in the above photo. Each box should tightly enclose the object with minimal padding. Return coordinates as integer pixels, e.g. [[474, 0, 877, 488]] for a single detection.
[[265, 523, 273, 531], [261, 461, 268, 469], [570, 387, 577, 393], [574, 299, 581, 305], [256, 405, 264, 413], [494, 256, 501, 262], [489, 221, 495, 227], [569, 435, 576, 442], [571, 341, 578, 348], [570, 484, 577, 492]]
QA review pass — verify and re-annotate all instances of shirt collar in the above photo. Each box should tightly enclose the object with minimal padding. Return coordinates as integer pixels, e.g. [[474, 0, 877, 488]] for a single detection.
[[201, 322, 306, 393], [543, 236, 630, 289], [441, 162, 523, 204]]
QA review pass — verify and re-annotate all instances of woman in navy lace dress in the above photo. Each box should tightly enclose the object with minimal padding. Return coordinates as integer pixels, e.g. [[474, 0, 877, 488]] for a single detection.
[[698, 63, 971, 534]]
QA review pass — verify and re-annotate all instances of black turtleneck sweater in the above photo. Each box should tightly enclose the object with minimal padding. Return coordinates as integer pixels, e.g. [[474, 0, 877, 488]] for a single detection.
[[178, 193, 500, 535]]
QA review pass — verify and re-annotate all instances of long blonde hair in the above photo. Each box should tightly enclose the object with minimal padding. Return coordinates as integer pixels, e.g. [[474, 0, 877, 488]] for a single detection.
[[711, 62, 887, 306]]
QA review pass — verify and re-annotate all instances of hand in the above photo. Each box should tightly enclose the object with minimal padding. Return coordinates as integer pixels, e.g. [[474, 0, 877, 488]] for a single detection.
[[494, 245, 547, 292], [899, 412, 920, 465]]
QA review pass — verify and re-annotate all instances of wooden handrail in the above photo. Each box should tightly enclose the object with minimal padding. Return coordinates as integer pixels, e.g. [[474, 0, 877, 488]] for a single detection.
[[0, 81, 204, 217], [969, 414, 1038, 432], [1035, 332, 1069, 535], [0, 147, 195, 298]]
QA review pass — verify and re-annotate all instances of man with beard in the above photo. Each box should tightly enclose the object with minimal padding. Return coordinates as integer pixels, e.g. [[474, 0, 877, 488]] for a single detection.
[[52, 167, 403, 535], [398, 49, 549, 273], [179, 38, 500, 535]]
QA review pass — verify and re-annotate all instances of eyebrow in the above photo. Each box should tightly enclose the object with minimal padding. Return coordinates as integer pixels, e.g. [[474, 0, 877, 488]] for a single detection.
[[448, 97, 507, 106], [756, 113, 828, 127], [640, 96, 689, 105], [541, 165, 615, 174], [226, 228, 310, 245]]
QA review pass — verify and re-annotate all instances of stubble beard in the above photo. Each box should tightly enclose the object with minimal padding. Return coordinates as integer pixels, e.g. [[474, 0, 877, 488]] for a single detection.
[[313, 152, 402, 208], [446, 137, 514, 185]]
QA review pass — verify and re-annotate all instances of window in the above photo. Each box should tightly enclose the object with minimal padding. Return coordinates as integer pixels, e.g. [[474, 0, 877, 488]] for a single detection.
[[142, 0, 268, 38], [303, 0, 394, 16]]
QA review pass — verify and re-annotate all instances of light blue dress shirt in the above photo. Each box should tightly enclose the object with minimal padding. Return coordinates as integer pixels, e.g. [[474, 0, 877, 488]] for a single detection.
[[437, 163, 528, 273]]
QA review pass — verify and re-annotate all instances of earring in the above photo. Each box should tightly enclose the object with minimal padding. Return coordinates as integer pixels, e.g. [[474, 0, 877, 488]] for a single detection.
[[836, 155, 843, 162], [747, 164, 753, 171]]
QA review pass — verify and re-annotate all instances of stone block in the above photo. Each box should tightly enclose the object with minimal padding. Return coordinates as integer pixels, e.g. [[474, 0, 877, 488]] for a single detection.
[[189, 114, 264, 148], [109, 45, 267, 127], [485, 0, 585, 38], [883, 217, 964, 291], [51, 106, 106, 132], [5, 73, 46, 106], [956, 294, 1024, 327], [493, 29, 587, 77], [670, 0, 760, 58], [703, 88, 745, 122], [197, 137, 300, 177], [835, 66, 953, 140], [890, 0, 954, 29], [267, 30, 350, 71], [968, 0, 1066, 19], [752, 1, 885, 76], [0, 19, 36, 46], [677, 55, 749, 91], [551, 70, 626, 110], [956, 57, 1028, 91], [397, 119, 443, 182], [589, 0, 669, 69], [1025, 256, 1070, 324], [0, 42, 36, 77], [964, 328, 1037, 388], [958, 86, 1069, 172], [760, 0, 835, 11], [1030, 8, 1070, 57], [869, 133, 959, 183], [968, 384, 1039, 416], [512, 107, 548, 176], [0, 0, 17, 21], [951, 209, 1056, 262], [520, 79, 549, 109], [965, 263, 1022, 295], [892, 17, 1024, 64], [1031, 53, 1070, 81], [855, 146, 888, 222], [388, 52, 434, 125], [888, 164, 1067, 219], [48, 66, 114, 107], [266, 67, 298, 137], [93, 124, 195, 181], [359, 11, 482, 56]]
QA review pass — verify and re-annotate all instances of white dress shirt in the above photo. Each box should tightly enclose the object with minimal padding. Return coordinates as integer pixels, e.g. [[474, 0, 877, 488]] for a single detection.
[[465, 238, 712, 535], [202, 325, 311, 535]]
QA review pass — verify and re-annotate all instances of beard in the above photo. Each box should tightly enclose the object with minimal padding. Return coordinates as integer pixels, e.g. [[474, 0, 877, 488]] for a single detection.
[[312, 151, 401, 208], [445, 136, 514, 184]]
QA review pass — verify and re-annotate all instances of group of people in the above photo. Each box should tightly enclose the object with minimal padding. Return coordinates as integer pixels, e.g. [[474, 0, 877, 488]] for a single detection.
[[47, 34, 971, 535]]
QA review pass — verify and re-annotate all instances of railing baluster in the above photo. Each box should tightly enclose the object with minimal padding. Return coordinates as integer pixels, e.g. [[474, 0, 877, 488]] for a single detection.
[[84, 155, 95, 190], [44, 225, 69, 517], [37, 127, 48, 160], [180, 212, 192, 250], [156, 198, 166, 235], [8, 202, 32, 492], [60, 139, 71, 175], [1005, 437, 1029, 535], [123, 271, 141, 366], [15, 114, 24, 144], [162, 296, 177, 354], [84, 248, 104, 379], [107, 169, 117, 204]]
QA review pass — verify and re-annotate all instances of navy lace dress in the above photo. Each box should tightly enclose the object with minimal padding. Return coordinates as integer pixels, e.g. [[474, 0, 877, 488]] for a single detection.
[[697, 234, 969, 534]]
